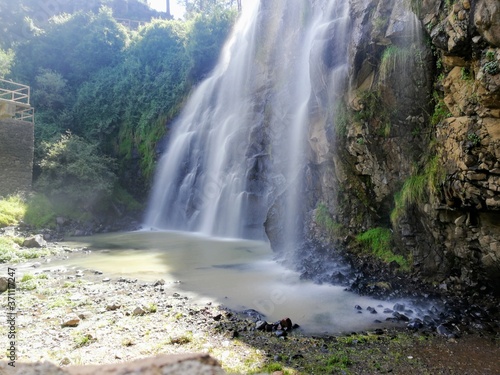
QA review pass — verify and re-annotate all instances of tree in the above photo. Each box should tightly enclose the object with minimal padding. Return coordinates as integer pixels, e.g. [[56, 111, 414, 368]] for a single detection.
[[12, 8, 128, 86], [182, 0, 238, 18], [187, 9, 237, 80], [166, 0, 171, 18], [36, 132, 117, 213], [0, 49, 14, 78]]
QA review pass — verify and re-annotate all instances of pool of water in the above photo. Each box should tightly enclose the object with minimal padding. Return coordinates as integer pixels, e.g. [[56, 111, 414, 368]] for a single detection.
[[57, 230, 406, 334]]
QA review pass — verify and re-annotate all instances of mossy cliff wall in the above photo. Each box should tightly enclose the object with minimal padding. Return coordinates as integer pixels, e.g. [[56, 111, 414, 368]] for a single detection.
[[304, 0, 500, 293], [0, 119, 34, 196]]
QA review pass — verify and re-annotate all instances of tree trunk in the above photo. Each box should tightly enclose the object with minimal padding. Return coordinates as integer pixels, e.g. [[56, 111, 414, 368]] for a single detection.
[[166, 0, 171, 18]]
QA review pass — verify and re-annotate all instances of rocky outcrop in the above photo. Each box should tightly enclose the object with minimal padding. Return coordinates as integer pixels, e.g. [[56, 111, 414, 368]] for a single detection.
[[305, 0, 500, 294]]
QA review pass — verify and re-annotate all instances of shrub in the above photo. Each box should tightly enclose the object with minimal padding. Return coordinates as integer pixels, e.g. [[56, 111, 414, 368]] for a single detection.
[[0, 195, 26, 227], [36, 133, 117, 214], [391, 155, 444, 225], [23, 194, 56, 229]]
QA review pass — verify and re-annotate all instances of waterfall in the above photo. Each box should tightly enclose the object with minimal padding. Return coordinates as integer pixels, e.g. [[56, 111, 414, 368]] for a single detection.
[[145, 0, 350, 247]]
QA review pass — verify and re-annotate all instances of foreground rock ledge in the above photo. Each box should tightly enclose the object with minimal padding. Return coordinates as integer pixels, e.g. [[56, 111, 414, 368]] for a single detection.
[[0, 353, 225, 375]]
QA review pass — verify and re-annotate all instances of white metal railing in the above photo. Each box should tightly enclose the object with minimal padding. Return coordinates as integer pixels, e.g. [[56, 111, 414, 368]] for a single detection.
[[0, 79, 31, 105], [0, 79, 34, 123]]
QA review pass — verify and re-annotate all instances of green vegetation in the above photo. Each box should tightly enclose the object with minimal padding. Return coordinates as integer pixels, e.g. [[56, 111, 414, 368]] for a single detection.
[[0, 195, 26, 227], [36, 132, 117, 216], [391, 155, 444, 225], [23, 194, 56, 229], [19, 273, 48, 291], [315, 202, 345, 240], [73, 332, 94, 348], [2, 1, 238, 218], [408, 0, 423, 16], [467, 132, 481, 146], [0, 237, 55, 263], [460, 67, 473, 81], [334, 101, 349, 137], [379, 45, 412, 83], [353, 90, 392, 138], [0, 48, 14, 78], [430, 91, 451, 126], [356, 227, 410, 270]]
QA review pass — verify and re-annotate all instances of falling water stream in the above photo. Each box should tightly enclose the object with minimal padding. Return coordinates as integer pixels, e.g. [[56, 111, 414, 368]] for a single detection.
[[49, 1, 432, 334]]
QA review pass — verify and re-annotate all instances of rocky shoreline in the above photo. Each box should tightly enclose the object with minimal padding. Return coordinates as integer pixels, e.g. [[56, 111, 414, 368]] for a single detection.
[[0, 230, 499, 374]]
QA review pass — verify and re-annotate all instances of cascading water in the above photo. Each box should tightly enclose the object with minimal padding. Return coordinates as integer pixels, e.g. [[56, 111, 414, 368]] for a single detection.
[[145, 1, 350, 248]]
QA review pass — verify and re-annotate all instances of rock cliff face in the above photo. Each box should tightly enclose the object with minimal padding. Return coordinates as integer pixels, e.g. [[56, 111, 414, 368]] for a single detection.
[[305, 0, 500, 293]]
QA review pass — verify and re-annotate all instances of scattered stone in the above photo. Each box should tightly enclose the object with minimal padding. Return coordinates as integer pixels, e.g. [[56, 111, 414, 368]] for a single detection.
[[132, 306, 146, 316], [0, 277, 8, 293], [275, 330, 287, 338], [383, 308, 393, 314], [212, 313, 223, 321], [106, 303, 121, 311], [153, 279, 165, 286], [280, 317, 293, 330], [355, 305, 363, 310], [437, 324, 456, 338], [367, 306, 378, 314], [77, 311, 93, 320], [102, 277, 111, 282], [61, 314, 80, 327], [255, 320, 267, 331], [23, 235, 47, 248], [407, 319, 423, 330], [392, 311, 410, 322]]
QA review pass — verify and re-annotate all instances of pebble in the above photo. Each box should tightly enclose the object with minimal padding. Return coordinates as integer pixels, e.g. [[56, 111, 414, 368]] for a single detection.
[[61, 314, 80, 327]]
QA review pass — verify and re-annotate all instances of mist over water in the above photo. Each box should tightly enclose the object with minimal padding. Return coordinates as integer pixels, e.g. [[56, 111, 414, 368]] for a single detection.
[[61, 231, 408, 334]]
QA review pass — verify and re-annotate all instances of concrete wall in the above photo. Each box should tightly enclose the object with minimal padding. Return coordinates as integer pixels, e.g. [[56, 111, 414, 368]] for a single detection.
[[0, 119, 34, 196]]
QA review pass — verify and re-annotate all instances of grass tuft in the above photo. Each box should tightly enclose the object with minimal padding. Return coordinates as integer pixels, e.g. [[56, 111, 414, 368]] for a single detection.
[[356, 227, 410, 270]]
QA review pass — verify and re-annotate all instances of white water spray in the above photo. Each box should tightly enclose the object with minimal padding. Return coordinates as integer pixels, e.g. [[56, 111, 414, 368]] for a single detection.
[[145, 1, 350, 246]]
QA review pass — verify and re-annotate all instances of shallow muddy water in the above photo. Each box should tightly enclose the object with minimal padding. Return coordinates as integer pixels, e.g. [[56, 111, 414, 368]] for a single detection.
[[59, 230, 408, 334]]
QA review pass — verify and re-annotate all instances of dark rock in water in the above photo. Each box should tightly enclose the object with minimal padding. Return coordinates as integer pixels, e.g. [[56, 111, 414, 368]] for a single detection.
[[373, 328, 384, 335], [354, 305, 363, 310], [392, 312, 410, 322], [242, 309, 264, 321], [393, 303, 405, 312], [292, 323, 300, 329], [423, 315, 436, 326], [407, 319, 423, 330], [367, 306, 378, 314], [280, 317, 293, 331], [383, 308, 393, 314], [255, 320, 267, 331]]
